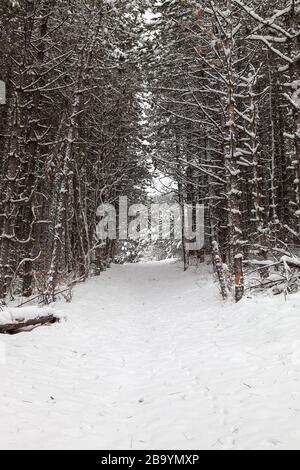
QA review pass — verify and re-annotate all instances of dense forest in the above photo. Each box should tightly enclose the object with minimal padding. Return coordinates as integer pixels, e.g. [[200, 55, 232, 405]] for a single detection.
[[0, 0, 299, 304], [0, 0, 150, 304]]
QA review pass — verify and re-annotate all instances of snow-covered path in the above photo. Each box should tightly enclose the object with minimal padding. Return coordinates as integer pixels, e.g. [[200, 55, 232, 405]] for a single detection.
[[2, 260, 300, 450]]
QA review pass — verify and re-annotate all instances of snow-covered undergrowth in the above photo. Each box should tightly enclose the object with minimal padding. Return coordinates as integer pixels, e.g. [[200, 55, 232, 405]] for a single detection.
[[1, 260, 300, 449]]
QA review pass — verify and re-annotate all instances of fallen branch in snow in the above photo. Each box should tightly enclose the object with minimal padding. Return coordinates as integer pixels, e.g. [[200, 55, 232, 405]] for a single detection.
[[0, 314, 59, 334], [245, 256, 300, 271], [246, 255, 300, 296], [0, 307, 63, 334]]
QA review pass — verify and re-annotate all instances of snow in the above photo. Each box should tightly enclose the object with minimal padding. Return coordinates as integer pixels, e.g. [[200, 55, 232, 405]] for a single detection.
[[2, 261, 300, 449]]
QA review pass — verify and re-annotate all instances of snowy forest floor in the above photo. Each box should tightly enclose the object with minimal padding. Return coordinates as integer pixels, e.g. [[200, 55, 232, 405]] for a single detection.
[[2, 260, 300, 450]]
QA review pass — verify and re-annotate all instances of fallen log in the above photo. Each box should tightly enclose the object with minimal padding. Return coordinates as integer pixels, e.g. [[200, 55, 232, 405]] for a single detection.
[[0, 314, 60, 334]]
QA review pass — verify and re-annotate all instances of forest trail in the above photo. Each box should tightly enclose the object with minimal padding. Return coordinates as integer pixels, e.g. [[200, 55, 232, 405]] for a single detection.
[[2, 260, 300, 450]]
